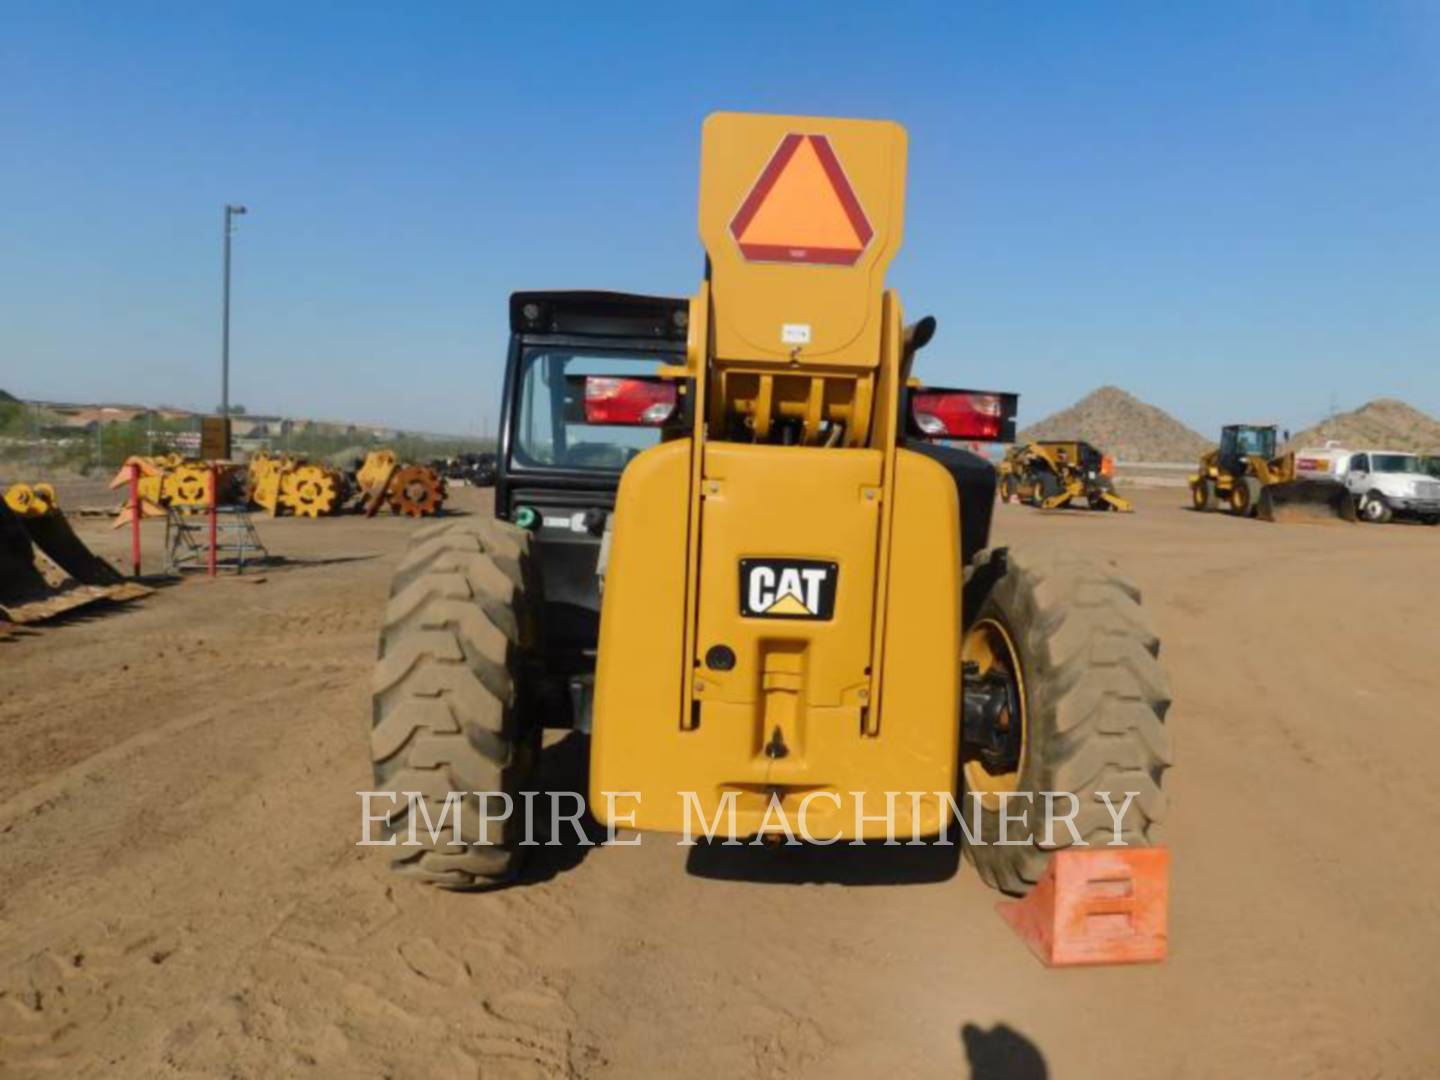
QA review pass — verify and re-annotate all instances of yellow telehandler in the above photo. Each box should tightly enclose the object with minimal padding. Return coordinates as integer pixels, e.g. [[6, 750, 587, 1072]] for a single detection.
[[369, 113, 1172, 896]]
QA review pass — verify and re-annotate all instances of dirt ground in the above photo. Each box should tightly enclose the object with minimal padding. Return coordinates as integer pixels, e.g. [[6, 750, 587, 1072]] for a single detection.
[[2, 484, 1438, 1078]]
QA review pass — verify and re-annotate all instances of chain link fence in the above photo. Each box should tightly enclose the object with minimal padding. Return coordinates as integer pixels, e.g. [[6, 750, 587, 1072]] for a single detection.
[[1, 398, 496, 496], [0, 402, 202, 480]]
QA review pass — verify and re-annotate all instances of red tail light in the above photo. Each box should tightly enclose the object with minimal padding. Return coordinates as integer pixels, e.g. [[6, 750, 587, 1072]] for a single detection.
[[911, 389, 1018, 442], [583, 376, 678, 426]]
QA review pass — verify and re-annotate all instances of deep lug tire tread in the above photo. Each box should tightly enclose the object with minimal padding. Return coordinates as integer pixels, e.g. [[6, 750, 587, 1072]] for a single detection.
[[1192, 479, 1215, 512], [369, 516, 535, 889], [962, 547, 1173, 896]]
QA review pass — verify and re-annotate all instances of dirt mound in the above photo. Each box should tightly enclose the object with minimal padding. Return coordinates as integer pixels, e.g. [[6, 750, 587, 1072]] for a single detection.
[[1018, 386, 1211, 462], [1287, 398, 1440, 453]]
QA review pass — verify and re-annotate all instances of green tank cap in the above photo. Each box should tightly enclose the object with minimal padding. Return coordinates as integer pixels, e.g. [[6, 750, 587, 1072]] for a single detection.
[[513, 505, 539, 530]]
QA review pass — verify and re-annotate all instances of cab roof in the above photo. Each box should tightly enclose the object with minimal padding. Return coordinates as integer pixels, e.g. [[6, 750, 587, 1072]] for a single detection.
[[509, 291, 688, 342]]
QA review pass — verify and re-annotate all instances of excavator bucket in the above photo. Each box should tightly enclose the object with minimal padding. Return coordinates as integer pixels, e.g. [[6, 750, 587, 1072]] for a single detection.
[[0, 493, 150, 625], [1, 497, 60, 609], [21, 509, 126, 585], [1258, 480, 1357, 524], [1, 497, 107, 623], [108, 456, 167, 527]]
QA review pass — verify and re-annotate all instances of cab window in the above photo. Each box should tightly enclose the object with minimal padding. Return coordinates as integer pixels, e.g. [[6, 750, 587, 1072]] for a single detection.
[[512, 350, 665, 471]]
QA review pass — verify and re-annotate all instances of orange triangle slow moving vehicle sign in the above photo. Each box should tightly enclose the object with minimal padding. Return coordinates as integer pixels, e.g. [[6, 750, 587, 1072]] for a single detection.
[[729, 134, 874, 267]]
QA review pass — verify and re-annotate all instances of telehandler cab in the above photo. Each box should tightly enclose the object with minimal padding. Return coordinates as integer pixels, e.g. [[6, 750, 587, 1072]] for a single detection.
[[369, 113, 1172, 895]]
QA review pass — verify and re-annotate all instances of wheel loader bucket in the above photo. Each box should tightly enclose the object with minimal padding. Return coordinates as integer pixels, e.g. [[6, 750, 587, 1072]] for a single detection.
[[1258, 480, 1357, 524]]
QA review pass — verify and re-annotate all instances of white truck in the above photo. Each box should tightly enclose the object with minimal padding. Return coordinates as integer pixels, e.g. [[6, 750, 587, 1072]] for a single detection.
[[1321, 448, 1440, 524], [1336, 452, 1440, 524]]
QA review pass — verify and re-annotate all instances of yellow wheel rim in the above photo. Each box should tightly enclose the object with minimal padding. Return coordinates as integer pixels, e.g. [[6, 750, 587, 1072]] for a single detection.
[[961, 616, 1027, 806]]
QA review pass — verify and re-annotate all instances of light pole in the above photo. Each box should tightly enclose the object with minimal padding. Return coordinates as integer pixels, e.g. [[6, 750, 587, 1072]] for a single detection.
[[221, 203, 248, 416]]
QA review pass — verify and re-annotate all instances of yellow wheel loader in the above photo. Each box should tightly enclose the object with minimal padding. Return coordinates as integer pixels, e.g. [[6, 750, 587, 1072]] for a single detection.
[[1190, 424, 1356, 523], [998, 440, 1132, 512], [368, 113, 1172, 895]]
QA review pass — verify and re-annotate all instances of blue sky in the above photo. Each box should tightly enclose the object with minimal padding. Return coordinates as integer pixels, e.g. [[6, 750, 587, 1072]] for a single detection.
[[3, 2, 1437, 436]]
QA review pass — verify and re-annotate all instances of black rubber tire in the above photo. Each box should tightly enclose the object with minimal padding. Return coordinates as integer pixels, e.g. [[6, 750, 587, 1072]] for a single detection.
[[1191, 479, 1215, 512], [370, 516, 537, 888], [1229, 477, 1260, 518], [1361, 491, 1393, 524], [961, 548, 1173, 896]]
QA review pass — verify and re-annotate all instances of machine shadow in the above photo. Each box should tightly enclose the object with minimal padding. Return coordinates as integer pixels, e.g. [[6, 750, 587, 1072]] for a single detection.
[[960, 1022, 1049, 1080], [261, 553, 380, 569], [684, 835, 962, 886], [2, 577, 179, 630], [510, 730, 607, 887]]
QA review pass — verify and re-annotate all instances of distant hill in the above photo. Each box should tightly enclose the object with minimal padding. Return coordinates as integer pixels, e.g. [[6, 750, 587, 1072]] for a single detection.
[[0, 389, 17, 404], [1018, 386, 1211, 462], [1286, 398, 1440, 453]]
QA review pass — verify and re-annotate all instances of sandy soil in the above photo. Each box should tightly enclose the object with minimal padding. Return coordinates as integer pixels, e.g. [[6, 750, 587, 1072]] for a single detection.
[[2, 485, 1438, 1078]]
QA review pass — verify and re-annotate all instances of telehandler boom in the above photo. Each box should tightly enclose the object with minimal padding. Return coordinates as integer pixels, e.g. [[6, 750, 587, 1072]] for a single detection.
[[369, 113, 1172, 895]]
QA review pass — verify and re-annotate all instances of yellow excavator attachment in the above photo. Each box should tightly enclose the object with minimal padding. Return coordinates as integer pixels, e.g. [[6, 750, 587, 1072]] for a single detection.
[[354, 450, 445, 517], [1, 484, 150, 625], [279, 463, 344, 517], [243, 452, 346, 517], [108, 455, 243, 522]]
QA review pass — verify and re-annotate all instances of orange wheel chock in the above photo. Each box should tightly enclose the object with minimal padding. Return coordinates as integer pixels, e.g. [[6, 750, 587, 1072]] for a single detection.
[[995, 845, 1169, 967]]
